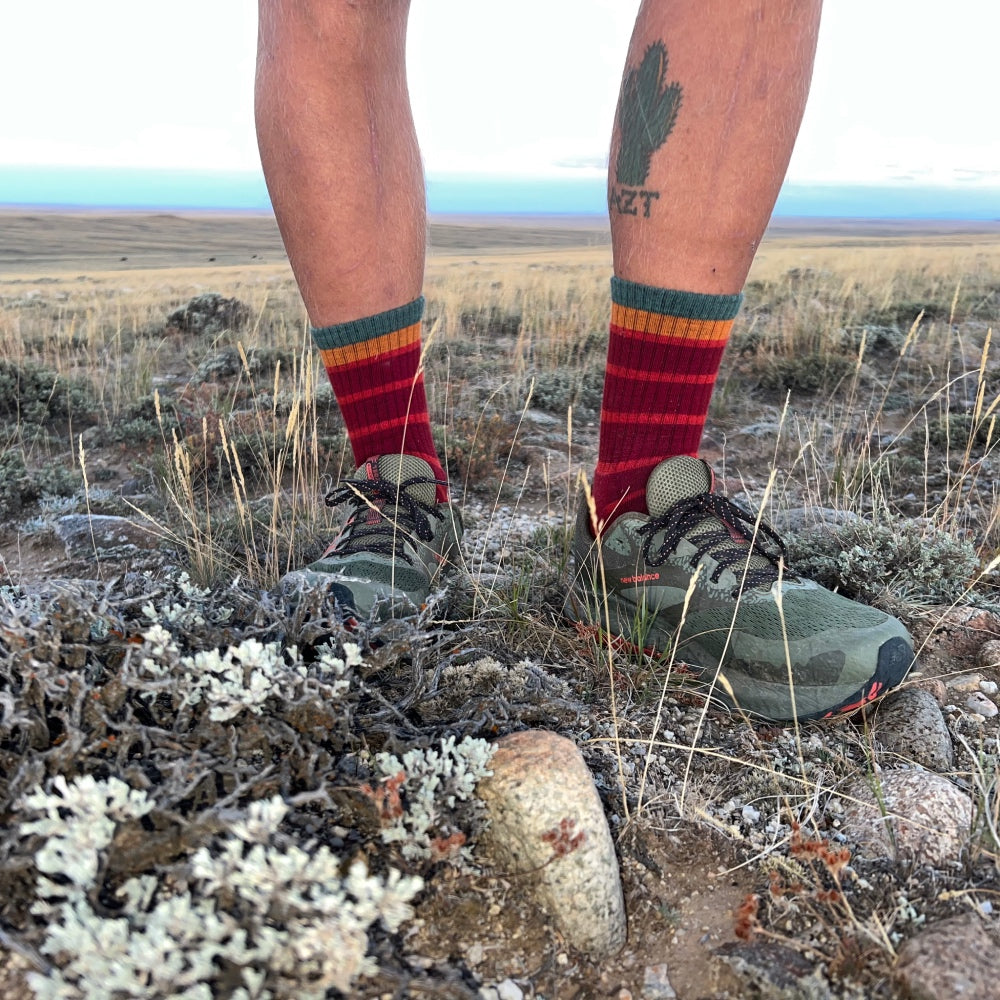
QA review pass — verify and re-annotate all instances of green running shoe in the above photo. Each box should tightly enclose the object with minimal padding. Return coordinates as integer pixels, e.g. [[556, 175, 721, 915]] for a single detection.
[[565, 455, 914, 721], [280, 454, 462, 620]]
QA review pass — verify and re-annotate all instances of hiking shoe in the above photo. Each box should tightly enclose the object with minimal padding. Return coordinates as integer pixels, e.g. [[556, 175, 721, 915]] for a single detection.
[[565, 455, 914, 721], [280, 454, 462, 619]]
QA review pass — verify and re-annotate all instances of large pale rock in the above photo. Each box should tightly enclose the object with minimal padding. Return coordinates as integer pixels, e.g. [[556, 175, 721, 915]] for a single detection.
[[56, 514, 159, 561], [477, 729, 626, 959], [841, 769, 972, 865], [872, 687, 953, 772], [894, 914, 997, 1000]]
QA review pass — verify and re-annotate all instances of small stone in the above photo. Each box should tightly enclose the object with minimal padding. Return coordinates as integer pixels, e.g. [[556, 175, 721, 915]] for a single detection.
[[979, 679, 999, 695], [911, 677, 947, 705], [641, 963, 677, 999], [894, 914, 996, 1000], [495, 979, 523, 1000], [841, 769, 972, 865], [977, 639, 1000, 670], [477, 730, 626, 959], [872, 687, 953, 772], [966, 691, 998, 718], [948, 673, 984, 694]]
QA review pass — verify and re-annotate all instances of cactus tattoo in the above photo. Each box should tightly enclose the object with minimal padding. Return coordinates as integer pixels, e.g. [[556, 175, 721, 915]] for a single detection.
[[612, 40, 682, 216]]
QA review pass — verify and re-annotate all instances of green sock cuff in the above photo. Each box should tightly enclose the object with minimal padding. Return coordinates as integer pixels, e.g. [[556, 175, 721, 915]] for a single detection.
[[311, 296, 425, 350], [611, 277, 742, 321]]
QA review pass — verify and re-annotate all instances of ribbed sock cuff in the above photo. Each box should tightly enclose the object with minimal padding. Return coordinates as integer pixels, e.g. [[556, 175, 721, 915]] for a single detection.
[[311, 296, 425, 350], [611, 277, 742, 321]]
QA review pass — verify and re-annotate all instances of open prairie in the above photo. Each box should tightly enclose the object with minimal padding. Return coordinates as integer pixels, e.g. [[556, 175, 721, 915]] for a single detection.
[[2, 210, 1000, 998]]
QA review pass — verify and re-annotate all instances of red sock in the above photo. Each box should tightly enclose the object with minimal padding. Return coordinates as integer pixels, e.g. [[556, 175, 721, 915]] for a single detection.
[[592, 278, 742, 522], [313, 297, 447, 499]]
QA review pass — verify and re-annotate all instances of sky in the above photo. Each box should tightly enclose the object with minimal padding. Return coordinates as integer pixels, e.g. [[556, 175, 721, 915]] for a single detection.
[[2, 0, 998, 190]]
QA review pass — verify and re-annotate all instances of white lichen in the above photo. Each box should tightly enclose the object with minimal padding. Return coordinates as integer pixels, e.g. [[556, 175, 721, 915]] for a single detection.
[[374, 735, 495, 861], [21, 774, 154, 887], [136, 628, 357, 720], [19, 778, 422, 999], [140, 570, 233, 629]]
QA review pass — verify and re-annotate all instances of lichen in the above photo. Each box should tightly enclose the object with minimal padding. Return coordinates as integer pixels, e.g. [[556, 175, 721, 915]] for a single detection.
[[373, 735, 495, 863], [20, 778, 421, 999]]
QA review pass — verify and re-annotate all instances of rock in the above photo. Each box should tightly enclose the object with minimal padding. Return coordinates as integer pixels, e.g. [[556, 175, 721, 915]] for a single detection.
[[495, 979, 524, 1000], [641, 963, 677, 999], [56, 514, 160, 562], [167, 293, 251, 336], [977, 639, 1000, 671], [841, 769, 972, 865], [966, 691, 998, 718], [771, 506, 861, 534], [980, 679, 999, 695], [894, 914, 997, 1000], [477, 730, 626, 960], [948, 673, 984, 694], [715, 941, 835, 1000], [871, 687, 953, 772], [911, 676, 947, 705], [907, 606, 1000, 676], [523, 408, 562, 427]]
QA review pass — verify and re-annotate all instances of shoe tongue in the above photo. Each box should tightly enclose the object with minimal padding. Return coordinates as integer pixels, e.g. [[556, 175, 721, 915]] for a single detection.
[[645, 455, 774, 577], [356, 454, 437, 506], [645, 455, 713, 517]]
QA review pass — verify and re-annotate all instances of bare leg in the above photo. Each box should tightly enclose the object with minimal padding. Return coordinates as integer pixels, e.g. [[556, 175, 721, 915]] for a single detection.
[[255, 0, 423, 326], [256, 0, 445, 488], [593, 0, 823, 517], [610, 0, 822, 294]]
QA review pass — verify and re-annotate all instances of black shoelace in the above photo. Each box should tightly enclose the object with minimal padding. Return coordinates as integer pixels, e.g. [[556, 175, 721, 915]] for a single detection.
[[324, 474, 446, 564], [637, 492, 787, 591]]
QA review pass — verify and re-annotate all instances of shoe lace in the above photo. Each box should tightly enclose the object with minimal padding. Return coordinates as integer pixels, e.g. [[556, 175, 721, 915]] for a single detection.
[[323, 474, 446, 564], [637, 492, 787, 591]]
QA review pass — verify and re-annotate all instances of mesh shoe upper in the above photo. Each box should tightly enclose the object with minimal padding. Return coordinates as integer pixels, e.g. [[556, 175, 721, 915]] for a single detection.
[[280, 454, 462, 618], [568, 455, 914, 721]]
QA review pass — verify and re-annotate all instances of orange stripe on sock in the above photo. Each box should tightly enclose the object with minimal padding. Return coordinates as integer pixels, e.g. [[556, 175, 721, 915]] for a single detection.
[[318, 322, 421, 369], [610, 303, 732, 342], [609, 320, 730, 349]]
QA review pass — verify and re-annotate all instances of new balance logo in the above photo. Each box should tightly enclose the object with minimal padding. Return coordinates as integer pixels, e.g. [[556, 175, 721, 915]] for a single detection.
[[620, 572, 660, 585]]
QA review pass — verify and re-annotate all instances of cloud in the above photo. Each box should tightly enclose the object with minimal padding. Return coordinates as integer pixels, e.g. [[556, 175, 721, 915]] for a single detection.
[[553, 155, 609, 171]]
